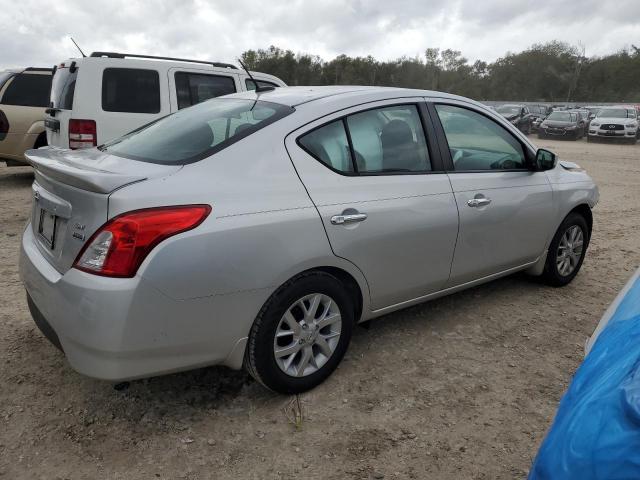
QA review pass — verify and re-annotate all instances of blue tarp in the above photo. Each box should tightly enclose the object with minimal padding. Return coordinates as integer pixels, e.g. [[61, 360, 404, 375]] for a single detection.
[[529, 270, 640, 479]]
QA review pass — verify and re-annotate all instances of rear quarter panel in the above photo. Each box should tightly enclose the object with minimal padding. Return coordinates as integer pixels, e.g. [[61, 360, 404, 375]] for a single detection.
[[107, 123, 371, 318]]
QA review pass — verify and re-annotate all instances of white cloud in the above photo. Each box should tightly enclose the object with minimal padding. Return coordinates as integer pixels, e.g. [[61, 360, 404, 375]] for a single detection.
[[0, 0, 638, 69]]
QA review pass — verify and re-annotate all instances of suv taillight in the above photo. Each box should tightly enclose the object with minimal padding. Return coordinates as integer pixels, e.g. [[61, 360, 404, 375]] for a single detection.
[[73, 205, 212, 278], [69, 119, 97, 149]]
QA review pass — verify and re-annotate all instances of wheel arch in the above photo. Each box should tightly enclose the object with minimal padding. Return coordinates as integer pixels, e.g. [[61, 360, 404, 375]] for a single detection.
[[568, 203, 593, 238]]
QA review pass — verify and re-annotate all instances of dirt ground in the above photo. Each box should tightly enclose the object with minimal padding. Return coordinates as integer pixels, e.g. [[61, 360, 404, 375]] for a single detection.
[[1, 138, 639, 480]]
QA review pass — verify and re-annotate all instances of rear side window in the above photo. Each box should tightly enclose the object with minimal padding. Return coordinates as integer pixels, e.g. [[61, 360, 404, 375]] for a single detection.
[[298, 120, 354, 173], [1, 73, 52, 107], [298, 104, 431, 175], [347, 105, 431, 173], [102, 68, 160, 113], [246, 79, 279, 91], [103, 98, 293, 165], [175, 72, 236, 109]]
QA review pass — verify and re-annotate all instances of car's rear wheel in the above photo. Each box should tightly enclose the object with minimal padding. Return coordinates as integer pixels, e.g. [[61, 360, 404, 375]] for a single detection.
[[244, 271, 354, 394], [541, 212, 590, 287]]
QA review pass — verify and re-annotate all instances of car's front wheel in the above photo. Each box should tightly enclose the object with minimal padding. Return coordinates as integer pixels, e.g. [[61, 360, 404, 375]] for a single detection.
[[541, 212, 590, 287], [244, 271, 354, 393]]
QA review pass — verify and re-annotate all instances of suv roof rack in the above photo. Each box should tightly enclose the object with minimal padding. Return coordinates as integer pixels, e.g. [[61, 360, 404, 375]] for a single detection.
[[89, 52, 238, 69], [24, 67, 54, 72]]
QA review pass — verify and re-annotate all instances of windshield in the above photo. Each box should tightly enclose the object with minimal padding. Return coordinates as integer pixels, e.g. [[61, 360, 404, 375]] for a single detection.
[[547, 112, 575, 122], [104, 98, 294, 165], [597, 108, 631, 119], [50, 65, 78, 109], [496, 105, 520, 114]]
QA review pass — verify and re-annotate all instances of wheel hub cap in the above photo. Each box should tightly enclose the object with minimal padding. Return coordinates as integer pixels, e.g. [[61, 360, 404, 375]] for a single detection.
[[556, 225, 584, 277], [273, 293, 342, 378]]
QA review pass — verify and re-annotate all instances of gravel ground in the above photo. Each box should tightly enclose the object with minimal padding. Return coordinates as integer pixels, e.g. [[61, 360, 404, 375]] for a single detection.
[[1, 138, 639, 479]]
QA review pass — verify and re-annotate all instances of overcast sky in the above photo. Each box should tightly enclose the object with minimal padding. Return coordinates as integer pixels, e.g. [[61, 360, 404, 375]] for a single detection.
[[2, 0, 639, 69]]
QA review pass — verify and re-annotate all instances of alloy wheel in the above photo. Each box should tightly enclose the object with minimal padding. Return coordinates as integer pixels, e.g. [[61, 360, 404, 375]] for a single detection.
[[273, 293, 342, 377], [556, 225, 584, 277]]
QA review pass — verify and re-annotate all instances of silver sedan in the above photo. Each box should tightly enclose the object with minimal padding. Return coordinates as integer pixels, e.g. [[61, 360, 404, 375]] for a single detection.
[[20, 86, 598, 393]]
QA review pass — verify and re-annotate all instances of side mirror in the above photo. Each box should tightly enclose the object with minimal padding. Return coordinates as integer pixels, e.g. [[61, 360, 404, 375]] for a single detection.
[[534, 148, 557, 171]]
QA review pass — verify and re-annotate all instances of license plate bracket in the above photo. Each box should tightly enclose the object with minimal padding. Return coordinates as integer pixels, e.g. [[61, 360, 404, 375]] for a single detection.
[[44, 118, 60, 132], [38, 208, 57, 249]]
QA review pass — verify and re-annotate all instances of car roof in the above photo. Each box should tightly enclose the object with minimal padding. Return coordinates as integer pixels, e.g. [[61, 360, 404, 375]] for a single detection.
[[225, 85, 473, 108]]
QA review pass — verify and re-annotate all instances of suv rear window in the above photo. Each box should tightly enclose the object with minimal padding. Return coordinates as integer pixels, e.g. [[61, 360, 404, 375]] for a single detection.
[[50, 66, 78, 110], [102, 68, 160, 114], [1, 73, 52, 107], [102, 98, 293, 165], [175, 72, 236, 109]]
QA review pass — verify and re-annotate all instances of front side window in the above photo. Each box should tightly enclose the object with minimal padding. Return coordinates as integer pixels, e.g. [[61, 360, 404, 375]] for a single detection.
[[346, 105, 431, 173], [102, 98, 293, 165], [102, 68, 160, 113], [175, 72, 236, 109], [1, 73, 52, 107], [436, 104, 526, 171]]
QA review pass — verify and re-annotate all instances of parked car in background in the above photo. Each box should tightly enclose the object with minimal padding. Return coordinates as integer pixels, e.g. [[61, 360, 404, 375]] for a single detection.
[[45, 52, 286, 150], [495, 104, 532, 133], [588, 107, 638, 144], [0, 68, 52, 166], [529, 104, 551, 133], [538, 111, 585, 140], [21, 86, 598, 393], [567, 109, 590, 137]]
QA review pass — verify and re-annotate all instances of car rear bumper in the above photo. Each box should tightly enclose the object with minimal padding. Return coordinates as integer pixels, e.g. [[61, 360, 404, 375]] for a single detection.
[[19, 224, 261, 381]]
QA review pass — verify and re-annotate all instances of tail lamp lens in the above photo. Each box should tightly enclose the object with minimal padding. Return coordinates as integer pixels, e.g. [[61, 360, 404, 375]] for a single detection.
[[69, 119, 97, 149], [73, 205, 211, 278]]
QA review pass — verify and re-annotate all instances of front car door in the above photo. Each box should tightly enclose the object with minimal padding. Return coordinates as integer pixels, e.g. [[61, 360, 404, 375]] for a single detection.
[[427, 100, 554, 286], [286, 99, 459, 311]]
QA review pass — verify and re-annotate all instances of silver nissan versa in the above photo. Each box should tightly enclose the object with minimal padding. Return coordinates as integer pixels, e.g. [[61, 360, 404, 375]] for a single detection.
[[20, 86, 599, 393]]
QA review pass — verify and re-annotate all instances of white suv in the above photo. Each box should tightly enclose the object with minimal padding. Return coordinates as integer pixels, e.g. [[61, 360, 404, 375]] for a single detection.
[[587, 107, 638, 144], [45, 52, 286, 149]]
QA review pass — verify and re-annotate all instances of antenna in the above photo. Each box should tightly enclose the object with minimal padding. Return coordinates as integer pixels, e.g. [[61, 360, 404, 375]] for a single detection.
[[70, 37, 86, 58], [237, 58, 275, 93]]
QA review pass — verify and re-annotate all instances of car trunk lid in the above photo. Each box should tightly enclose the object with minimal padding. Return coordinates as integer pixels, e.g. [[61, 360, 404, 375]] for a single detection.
[[25, 147, 181, 273]]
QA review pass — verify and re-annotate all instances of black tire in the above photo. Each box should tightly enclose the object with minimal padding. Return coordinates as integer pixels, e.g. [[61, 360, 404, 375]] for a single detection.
[[541, 212, 590, 287], [244, 271, 354, 394]]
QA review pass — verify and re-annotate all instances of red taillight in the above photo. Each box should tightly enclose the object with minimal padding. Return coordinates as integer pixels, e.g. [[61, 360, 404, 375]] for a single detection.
[[69, 119, 97, 149], [73, 205, 211, 278]]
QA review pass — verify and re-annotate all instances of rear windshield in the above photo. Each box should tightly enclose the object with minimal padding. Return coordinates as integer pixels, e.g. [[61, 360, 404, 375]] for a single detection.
[[102, 98, 294, 165], [50, 66, 78, 110], [2, 73, 52, 107]]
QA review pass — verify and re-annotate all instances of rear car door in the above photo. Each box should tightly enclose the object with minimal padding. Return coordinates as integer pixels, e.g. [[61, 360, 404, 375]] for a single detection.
[[286, 100, 459, 310], [45, 62, 78, 148], [168, 68, 240, 111], [428, 101, 554, 286]]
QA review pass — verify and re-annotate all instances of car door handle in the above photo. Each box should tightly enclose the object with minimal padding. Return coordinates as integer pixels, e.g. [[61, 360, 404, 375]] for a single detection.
[[467, 197, 492, 207], [330, 213, 368, 225]]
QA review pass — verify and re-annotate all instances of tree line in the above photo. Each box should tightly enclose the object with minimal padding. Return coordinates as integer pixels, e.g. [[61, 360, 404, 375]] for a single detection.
[[241, 42, 640, 103]]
